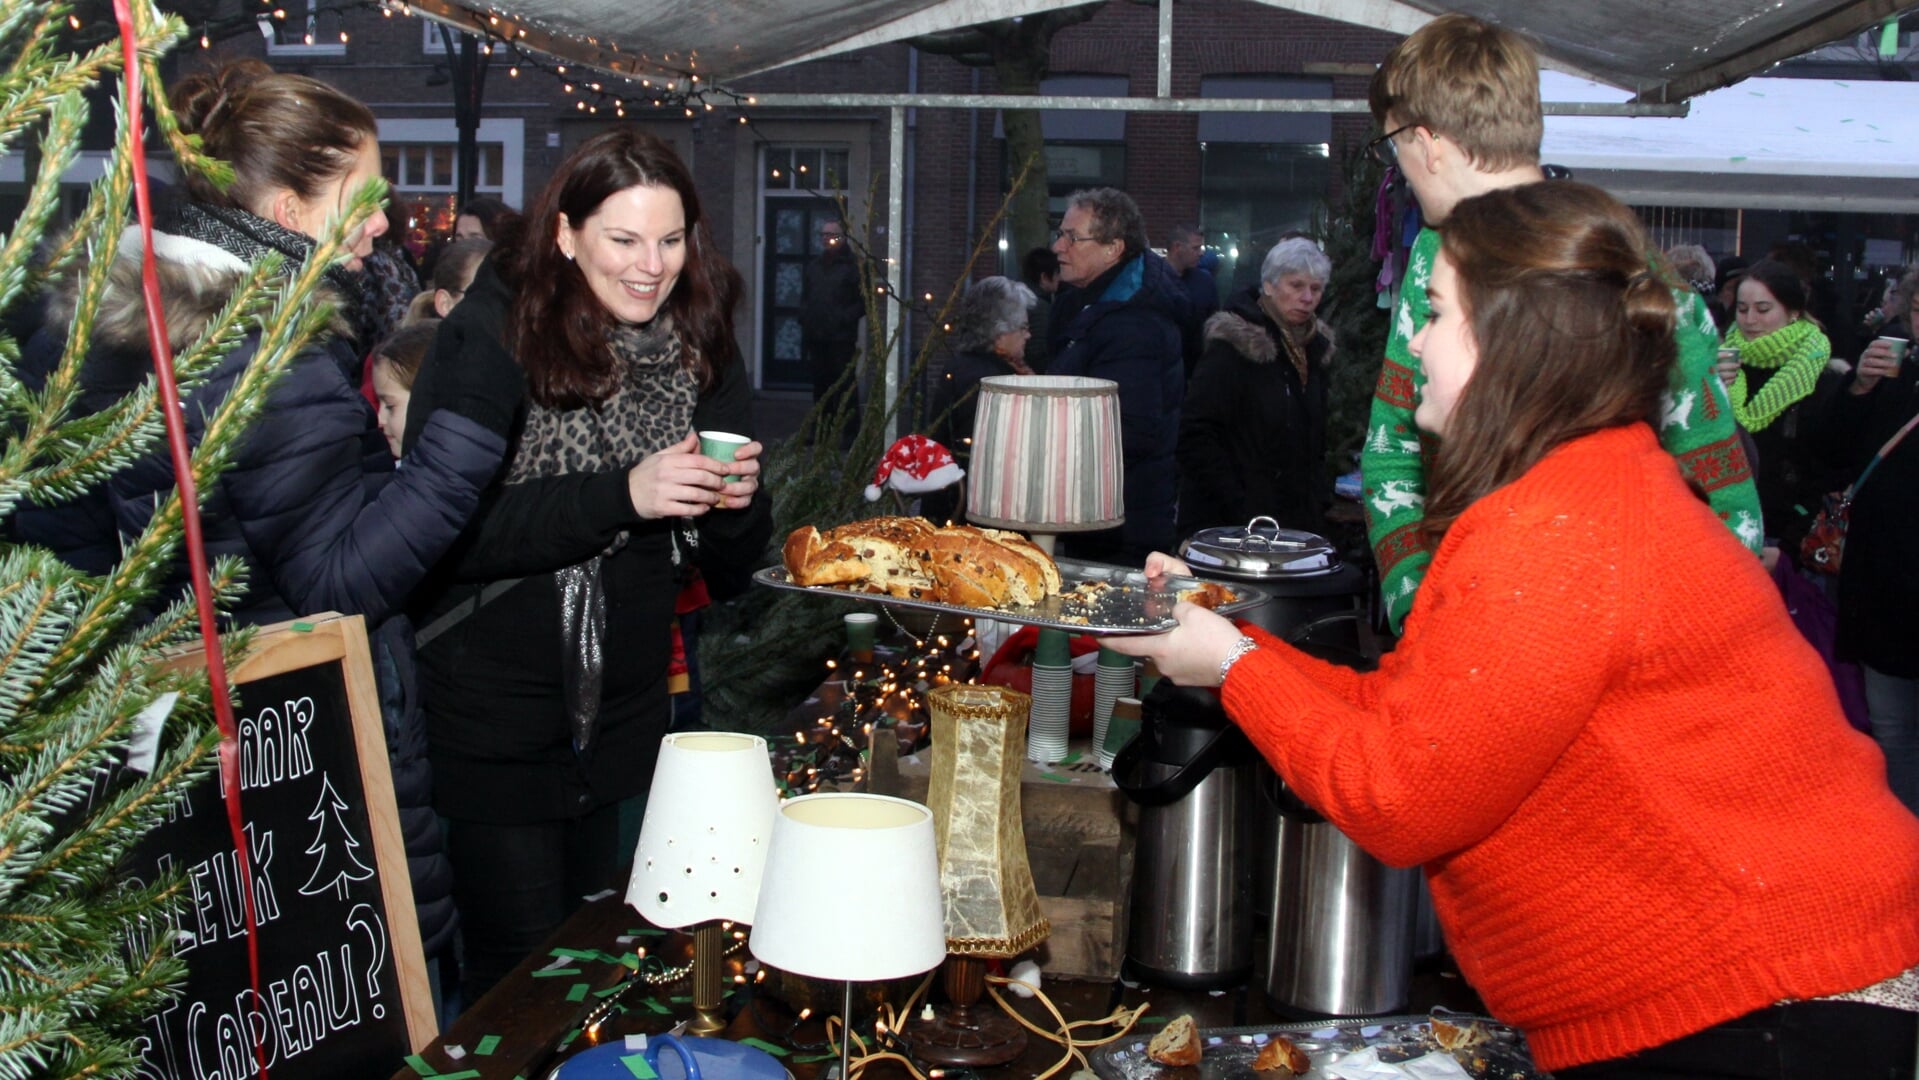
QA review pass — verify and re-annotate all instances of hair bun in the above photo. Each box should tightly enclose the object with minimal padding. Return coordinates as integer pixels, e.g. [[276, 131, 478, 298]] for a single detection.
[[1623, 267, 1678, 341], [170, 59, 274, 140]]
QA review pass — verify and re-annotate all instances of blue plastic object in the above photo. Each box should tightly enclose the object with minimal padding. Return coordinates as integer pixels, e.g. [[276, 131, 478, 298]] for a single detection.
[[555, 1034, 789, 1080]]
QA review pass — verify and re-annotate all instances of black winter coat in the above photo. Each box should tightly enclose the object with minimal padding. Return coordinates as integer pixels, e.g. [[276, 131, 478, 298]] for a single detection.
[[1047, 252, 1186, 563], [401, 259, 773, 825], [16, 226, 517, 960], [1176, 287, 1333, 541], [1815, 353, 1919, 677]]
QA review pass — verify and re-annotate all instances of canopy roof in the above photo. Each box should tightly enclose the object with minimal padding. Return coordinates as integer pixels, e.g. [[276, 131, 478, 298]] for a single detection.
[[412, 0, 1903, 103], [1542, 72, 1919, 212]]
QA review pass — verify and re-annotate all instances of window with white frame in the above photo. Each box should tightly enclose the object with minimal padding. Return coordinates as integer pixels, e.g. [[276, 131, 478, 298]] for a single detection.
[[376, 119, 525, 243], [262, 0, 347, 56]]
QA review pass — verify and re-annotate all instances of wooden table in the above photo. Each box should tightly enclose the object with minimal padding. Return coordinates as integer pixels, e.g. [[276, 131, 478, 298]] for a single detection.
[[392, 893, 1483, 1080]]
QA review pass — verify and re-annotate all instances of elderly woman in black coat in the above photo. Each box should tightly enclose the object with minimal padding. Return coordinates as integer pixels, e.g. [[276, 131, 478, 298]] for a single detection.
[[1176, 236, 1336, 541], [924, 276, 1035, 523]]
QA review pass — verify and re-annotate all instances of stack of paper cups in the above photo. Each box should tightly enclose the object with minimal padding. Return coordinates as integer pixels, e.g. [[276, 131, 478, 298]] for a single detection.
[[1093, 646, 1136, 769], [1027, 629, 1073, 763]]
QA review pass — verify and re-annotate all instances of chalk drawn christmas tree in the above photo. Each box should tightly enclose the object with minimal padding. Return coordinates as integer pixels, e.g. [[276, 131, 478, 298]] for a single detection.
[[299, 775, 375, 900]]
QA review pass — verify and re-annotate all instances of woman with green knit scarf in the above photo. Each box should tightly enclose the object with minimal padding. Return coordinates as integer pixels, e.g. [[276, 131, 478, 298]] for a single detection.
[[1719, 259, 1833, 556]]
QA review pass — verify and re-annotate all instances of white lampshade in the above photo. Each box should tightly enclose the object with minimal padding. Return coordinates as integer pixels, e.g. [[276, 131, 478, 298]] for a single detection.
[[627, 732, 778, 929], [749, 793, 946, 982], [966, 375, 1124, 533]]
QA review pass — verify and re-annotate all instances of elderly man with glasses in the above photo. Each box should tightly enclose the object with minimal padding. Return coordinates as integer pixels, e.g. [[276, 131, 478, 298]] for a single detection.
[[1047, 186, 1188, 564]]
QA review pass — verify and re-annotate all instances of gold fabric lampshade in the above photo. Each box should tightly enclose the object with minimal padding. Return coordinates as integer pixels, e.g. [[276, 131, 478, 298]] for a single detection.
[[925, 684, 1049, 956], [966, 375, 1124, 534]]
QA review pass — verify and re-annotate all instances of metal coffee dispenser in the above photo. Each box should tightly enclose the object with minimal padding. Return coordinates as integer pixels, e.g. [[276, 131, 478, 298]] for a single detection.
[[1113, 682, 1257, 988]]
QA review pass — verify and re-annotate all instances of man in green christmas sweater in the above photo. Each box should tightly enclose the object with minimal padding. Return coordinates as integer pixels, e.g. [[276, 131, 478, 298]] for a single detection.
[[1362, 14, 1762, 634]]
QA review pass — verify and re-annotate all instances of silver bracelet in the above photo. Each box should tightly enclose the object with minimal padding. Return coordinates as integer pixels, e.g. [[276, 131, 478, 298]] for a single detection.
[[1218, 636, 1258, 686]]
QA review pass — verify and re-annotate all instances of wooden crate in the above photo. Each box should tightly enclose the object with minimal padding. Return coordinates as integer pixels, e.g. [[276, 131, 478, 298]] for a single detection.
[[886, 738, 1135, 981]]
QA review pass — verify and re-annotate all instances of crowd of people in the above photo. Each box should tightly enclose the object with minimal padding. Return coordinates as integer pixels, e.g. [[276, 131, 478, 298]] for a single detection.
[[10, 10, 1918, 1077]]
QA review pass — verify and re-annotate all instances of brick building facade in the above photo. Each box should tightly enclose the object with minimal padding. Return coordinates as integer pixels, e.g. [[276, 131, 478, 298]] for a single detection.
[[171, 0, 1400, 393]]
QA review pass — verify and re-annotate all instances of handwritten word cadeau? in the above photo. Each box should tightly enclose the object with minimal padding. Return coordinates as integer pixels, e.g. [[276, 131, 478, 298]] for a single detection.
[[131, 904, 390, 1080]]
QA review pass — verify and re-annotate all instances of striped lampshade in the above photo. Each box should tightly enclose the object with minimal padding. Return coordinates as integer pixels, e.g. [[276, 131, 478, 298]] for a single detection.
[[966, 375, 1124, 533]]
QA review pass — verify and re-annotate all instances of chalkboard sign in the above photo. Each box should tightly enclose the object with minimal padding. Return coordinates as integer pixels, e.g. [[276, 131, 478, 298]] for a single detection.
[[127, 614, 433, 1079]]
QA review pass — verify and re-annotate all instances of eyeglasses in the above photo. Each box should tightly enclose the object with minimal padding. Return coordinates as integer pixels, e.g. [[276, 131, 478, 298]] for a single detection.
[[1366, 122, 1418, 167], [1054, 228, 1104, 246]]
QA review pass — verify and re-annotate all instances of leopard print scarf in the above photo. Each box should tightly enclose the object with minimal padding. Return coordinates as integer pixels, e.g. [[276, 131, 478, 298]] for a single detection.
[[506, 316, 700, 484], [505, 317, 698, 755]]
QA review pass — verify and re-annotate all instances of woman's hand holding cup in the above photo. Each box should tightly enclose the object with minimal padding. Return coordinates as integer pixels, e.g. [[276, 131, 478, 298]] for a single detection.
[[1854, 337, 1907, 395], [1714, 347, 1741, 387], [627, 431, 762, 518]]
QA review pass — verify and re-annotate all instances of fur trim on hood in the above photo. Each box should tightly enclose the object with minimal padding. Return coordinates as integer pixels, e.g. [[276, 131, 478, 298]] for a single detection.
[[1202, 308, 1337, 368], [44, 226, 349, 351]]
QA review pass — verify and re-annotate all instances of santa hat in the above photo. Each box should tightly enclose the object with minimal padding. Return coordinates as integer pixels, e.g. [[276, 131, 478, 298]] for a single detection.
[[866, 434, 965, 501]]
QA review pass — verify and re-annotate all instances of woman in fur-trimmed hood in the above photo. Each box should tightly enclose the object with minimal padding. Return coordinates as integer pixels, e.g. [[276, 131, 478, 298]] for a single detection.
[[1175, 236, 1336, 541], [13, 61, 525, 995]]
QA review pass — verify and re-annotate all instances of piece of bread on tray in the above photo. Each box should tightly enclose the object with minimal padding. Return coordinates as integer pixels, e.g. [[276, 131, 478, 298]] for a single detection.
[[781, 517, 1059, 609], [1146, 1014, 1202, 1067], [1251, 1033, 1310, 1075]]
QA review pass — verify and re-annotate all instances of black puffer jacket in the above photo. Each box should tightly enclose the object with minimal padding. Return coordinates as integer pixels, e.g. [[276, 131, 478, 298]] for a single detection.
[[401, 259, 773, 825], [1176, 286, 1334, 541], [16, 221, 520, 959], [1047, 251, 1186, 562]]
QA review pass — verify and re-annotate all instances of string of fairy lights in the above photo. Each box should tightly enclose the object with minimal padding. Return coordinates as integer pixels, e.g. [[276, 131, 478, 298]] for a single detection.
[[773, 623, 983, 795]]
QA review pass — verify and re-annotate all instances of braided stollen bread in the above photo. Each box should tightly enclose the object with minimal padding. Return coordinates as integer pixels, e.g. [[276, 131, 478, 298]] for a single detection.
[[781, 517, 1061, 608]]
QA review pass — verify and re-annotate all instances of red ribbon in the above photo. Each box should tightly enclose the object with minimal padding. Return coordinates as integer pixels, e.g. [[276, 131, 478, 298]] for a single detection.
[[109, 5, 267, 1075]]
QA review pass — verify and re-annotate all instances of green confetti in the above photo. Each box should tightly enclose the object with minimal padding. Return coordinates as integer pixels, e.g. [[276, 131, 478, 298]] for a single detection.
[[1137, 1015, 1172, 1027], [1841, 118, 1856, 124], [625, 927, 668, 937], [551, 948, 601, 961], [620, 953, 641, 969], [595, 983, 629, 998], [621, 1055, 661, 1079], [1057, 750, 1082, 765], [1835, 80, 1851, 87], [1729, 156, 1748, 162], [475, 1035, 501, 1056], [561, 1029, 583, 1049], [566, 982, 590, 1003], [291, 621, 315, 632], [1040, 771, 1072, 783], [795, 1052, 840, 1063], [668, 995, 691, 1003], [643, 997, 673, 1014], [532, 968, 582, 977], [739, 1037, 790, 1057], [404, 1054, 439, 1076]]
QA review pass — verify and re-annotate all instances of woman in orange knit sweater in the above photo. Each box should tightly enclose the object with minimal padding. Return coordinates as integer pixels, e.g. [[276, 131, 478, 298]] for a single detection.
[[1107, 182, 1919, 1077]]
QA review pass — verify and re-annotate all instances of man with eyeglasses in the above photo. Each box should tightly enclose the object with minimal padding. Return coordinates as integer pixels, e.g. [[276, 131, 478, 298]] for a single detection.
[[1047, 187, 1187, 563], [1361, 14, 1760, 635]]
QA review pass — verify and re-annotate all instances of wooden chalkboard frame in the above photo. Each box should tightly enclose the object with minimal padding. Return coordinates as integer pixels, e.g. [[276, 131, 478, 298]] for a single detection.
[[162, 612, 435, 1058]]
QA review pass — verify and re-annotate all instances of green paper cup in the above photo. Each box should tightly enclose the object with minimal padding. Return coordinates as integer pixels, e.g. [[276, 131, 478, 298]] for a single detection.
[[1876, 336, 1909, 370], [844, 611, 879, 661], [698, 430, 750, 483], [1034, 627, 1072, 667]]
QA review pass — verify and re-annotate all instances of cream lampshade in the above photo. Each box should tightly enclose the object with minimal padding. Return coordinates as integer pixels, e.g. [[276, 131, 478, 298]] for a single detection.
[[626, 732, 778, 1034], [750, 793, 946, 1078], [925, 685, 1048, 956], [918, 684, 1049, 1066], [965, 375, 1124, 536]]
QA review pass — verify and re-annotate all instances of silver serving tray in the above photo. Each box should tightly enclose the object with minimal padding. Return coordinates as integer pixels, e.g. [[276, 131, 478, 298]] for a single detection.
[[752, 556, 1271, 635], [1090, 1012, 1541, 1080]]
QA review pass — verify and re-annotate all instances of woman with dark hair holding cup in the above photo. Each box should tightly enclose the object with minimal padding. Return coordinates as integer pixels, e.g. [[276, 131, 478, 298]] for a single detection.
[[1721, 259, 1835, 555], [1815, 267, 1919, 815], [1106, 182, 1919, 1078], [402, 129, 771, 1001]]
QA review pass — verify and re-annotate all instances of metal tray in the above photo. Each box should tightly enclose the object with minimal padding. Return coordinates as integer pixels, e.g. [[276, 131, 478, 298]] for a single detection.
[[752, 556, 1271, 635], [1089, 1012, 1542, 1080]]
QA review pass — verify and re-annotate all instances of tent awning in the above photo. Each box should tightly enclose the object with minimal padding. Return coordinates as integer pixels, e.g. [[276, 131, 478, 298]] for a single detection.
[[1542, 71, 1919, 212], [412, 0, 1904, 103]]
